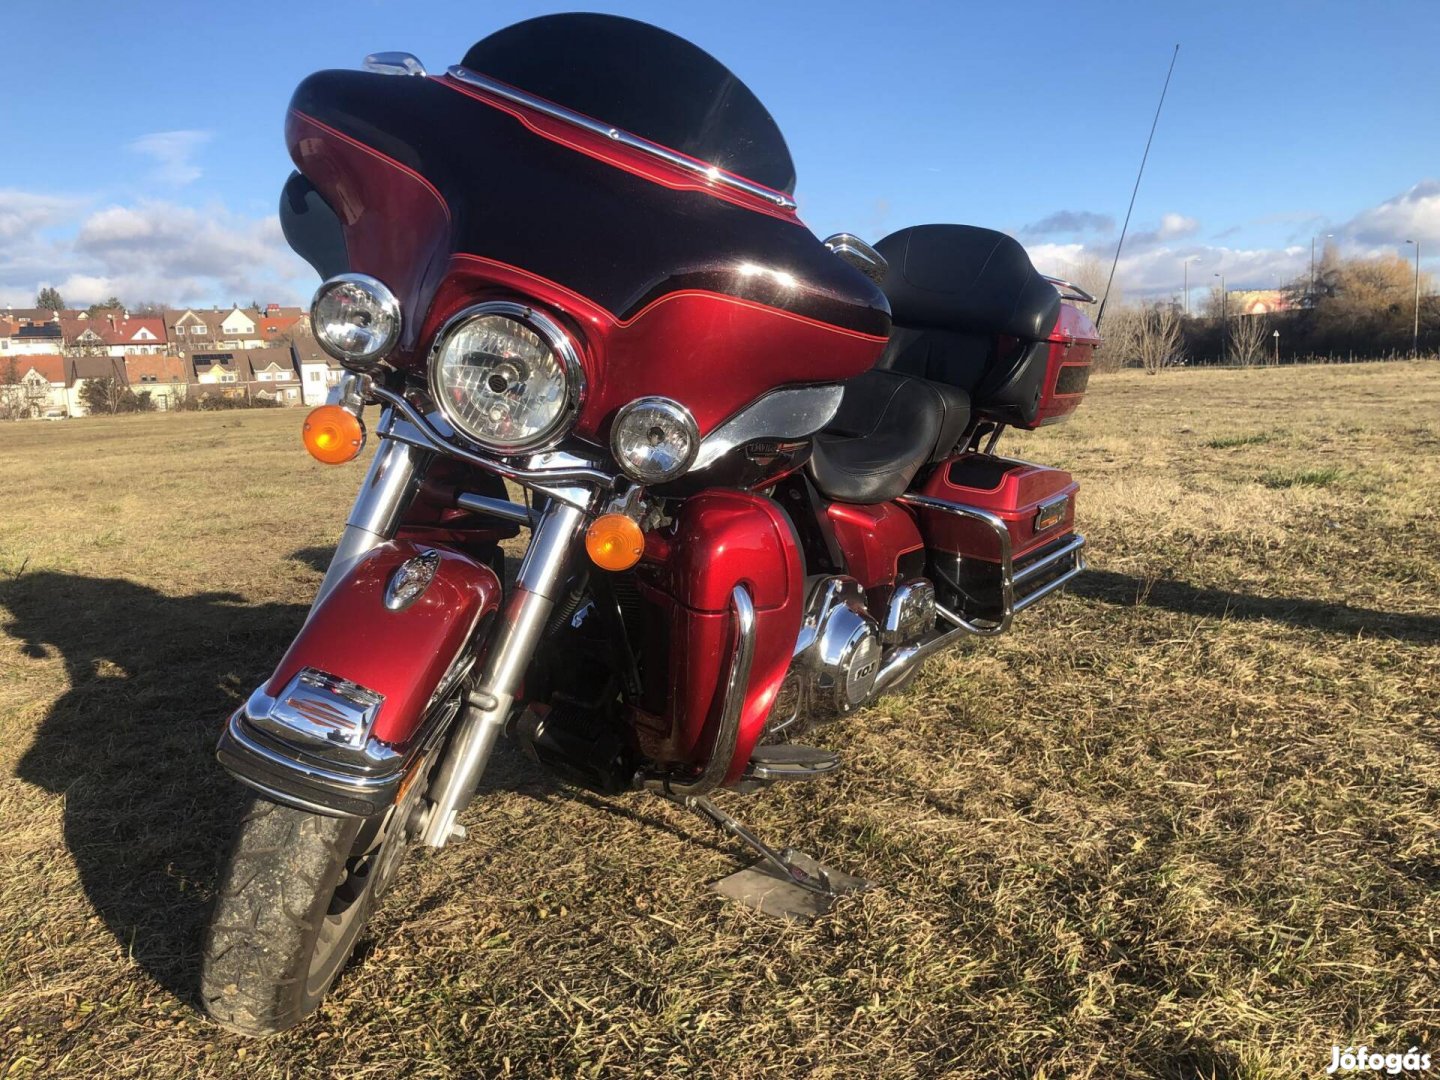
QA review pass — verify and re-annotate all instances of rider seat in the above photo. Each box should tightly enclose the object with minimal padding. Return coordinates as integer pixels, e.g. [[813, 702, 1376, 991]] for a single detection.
[[807, 224, 1062, 504], [808, 370, 969, 504]]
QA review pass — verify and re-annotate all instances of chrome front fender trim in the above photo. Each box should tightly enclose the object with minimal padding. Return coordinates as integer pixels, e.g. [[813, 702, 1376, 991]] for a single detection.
[[690, 384, 844, 473]]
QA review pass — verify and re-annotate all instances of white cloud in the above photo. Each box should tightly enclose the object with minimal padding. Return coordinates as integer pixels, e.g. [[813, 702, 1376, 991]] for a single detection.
[[0, 196, 310, 308], [1025, 183, 1437, 298], [1341, 179, 1440, 248], [0, 189, 85, 243], [128, 130, 213, 186]]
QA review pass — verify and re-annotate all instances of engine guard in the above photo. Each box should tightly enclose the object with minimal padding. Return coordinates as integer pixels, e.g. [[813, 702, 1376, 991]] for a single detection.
[[217, 541, 502, 817]]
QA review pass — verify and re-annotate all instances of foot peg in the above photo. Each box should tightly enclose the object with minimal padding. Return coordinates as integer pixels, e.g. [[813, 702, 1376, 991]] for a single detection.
[[680, 795, 870, 920], [743, 744, 841, 784]]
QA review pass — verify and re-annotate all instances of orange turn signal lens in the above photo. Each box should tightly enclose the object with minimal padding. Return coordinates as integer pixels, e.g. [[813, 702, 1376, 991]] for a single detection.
[[585, 513, 645, 572], [302, 405, 366, 465]]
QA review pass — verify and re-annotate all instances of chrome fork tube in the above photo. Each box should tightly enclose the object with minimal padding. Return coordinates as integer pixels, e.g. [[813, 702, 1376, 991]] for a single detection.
[[420, 493, 589, 847], [310, 412, 431, 614]]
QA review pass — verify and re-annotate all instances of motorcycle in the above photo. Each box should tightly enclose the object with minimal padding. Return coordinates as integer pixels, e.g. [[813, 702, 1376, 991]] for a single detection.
[[202, 13, 1098, 1035]]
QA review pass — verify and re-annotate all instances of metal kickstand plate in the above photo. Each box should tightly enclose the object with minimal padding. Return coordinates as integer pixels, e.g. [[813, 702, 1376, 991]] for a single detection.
[[680, 795, 872, 921]]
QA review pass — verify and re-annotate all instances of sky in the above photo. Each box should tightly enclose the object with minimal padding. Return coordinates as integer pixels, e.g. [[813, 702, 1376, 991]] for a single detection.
[[1, 0, 1436, 311]]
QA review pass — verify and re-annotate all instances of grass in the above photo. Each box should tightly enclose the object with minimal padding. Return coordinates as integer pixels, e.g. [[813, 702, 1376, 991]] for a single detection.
[[1203, 433, 1272, 450], [1, 361, 1438, 1078]]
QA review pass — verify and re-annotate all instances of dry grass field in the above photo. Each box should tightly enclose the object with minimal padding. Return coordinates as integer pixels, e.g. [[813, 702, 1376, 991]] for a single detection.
[[1, 362, 1438, 1078]]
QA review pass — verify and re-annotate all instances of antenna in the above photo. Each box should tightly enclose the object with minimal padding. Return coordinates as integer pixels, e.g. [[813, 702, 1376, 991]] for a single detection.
[[1096, 44, 1180, 328]]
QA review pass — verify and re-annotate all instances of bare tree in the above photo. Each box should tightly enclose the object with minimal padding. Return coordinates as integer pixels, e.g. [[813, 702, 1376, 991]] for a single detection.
[[1133, 303, 1183, 374], [0, 358, 22, 420], [1229, 314, 1270, 366]]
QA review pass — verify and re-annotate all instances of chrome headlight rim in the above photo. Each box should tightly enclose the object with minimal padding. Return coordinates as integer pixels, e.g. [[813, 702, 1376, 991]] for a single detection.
[[426, 300, 586, 455], [310, 272, 403, 370], [610, 395, 700, 484]]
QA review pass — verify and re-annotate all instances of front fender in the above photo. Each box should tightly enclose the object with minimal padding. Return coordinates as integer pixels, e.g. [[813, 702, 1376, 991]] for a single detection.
[[217, 541, 501, 816]]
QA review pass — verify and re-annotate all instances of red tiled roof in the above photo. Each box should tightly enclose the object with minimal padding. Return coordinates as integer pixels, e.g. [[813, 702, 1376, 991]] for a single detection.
[[11, 354, 67, 384], [122, 354, 189, 383], [61, 315, 167, 346]]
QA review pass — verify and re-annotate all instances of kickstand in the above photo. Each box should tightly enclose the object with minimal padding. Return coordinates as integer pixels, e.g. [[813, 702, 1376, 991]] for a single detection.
[[676, 795, 871, 920]]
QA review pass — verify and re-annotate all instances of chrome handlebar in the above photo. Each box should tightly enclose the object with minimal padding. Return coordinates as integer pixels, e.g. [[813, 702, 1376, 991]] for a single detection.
[[366, 383, 615, 509]]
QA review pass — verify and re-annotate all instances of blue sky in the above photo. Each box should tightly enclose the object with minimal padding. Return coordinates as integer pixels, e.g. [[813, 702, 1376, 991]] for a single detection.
[[2, 0, 1435, 309]]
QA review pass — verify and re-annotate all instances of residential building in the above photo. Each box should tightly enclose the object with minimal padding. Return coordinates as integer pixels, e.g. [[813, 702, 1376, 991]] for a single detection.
[[61, 314, 169, 357], [122, 354, 191, 410], [0, 355, 69, 418], [2, 307, 60, 326], [8, 323, 66, 356], [293, 328, 344, 405], [64, 355, 127, 416]]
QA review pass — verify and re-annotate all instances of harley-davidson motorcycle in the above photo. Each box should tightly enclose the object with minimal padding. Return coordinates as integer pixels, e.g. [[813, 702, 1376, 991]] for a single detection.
[[202, 13, 1098, 1035]]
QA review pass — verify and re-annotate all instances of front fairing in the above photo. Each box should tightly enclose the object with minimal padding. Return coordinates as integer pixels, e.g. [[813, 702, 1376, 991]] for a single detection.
[[282, 18, 889, 444]]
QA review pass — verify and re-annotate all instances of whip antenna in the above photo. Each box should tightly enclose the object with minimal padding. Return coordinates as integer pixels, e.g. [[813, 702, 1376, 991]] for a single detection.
[[1096, 43, 1180, 328]]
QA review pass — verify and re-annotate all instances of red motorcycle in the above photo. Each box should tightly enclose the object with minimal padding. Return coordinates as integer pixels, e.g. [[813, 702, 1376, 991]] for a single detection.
[[202, 13, 1097, 1035]]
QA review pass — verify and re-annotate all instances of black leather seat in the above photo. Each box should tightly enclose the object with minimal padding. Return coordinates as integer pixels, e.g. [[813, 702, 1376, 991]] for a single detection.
[[807, 369, 969, 504], [871, 225, 1061, 426]]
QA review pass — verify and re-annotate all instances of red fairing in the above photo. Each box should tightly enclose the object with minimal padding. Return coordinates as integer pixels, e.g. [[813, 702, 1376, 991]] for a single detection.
[[264, 542, 501, 747], [286, 110, 451, 361], [419, 255, 885, 443], [635, 491, 803, 783], [825, 502, 925, 592]]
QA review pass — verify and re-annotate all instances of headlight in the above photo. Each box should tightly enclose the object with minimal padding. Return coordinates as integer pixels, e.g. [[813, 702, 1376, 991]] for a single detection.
[[429, 302, 581, 453], [311, 274, 401, 369], [610, 397, 698, 484]]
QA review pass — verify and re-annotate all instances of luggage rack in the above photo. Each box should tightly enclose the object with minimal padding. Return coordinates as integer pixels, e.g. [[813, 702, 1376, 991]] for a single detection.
[[873, 495, 1085, 693]]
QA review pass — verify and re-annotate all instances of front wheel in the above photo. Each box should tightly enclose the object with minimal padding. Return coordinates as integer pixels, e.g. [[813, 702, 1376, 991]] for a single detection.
[[200, 764, 428, 1035]]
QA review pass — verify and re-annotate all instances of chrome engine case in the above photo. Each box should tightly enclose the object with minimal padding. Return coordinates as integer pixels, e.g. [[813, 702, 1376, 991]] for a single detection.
[[766, 575, 935, 738]]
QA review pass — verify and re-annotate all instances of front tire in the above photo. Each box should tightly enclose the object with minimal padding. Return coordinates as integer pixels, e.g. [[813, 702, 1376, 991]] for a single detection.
[[200, 768, 427, 1035]]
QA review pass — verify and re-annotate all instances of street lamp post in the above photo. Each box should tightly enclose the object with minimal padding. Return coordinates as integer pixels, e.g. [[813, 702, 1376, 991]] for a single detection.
[[1183, 256, 1200, 317], [1406, 240, 1421, 357], [1215, 272, 1227, 364]]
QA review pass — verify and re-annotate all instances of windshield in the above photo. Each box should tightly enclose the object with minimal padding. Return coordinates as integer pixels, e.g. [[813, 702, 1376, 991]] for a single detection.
[[461, 13, 796, 195]]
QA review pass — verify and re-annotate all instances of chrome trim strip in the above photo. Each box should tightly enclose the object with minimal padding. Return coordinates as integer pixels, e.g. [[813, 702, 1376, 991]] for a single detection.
[[446, 65, 798, 211], [691, 384, 844, 473], [642, 585, 755, 797], [427, 300, 587, 455]]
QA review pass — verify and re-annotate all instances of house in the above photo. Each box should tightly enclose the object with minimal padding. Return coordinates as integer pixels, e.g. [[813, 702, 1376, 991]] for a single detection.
[[60, 314, 169, 356], [0, 355, 68, 418], [64, 355, 127, 416], [293, 327, 344, 405], [122, 354, 191, 410], [191, 350, 245, 385], [242, 347, 303, 405], [9, 322, 66, 356], [2, 307, 60, 326]]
